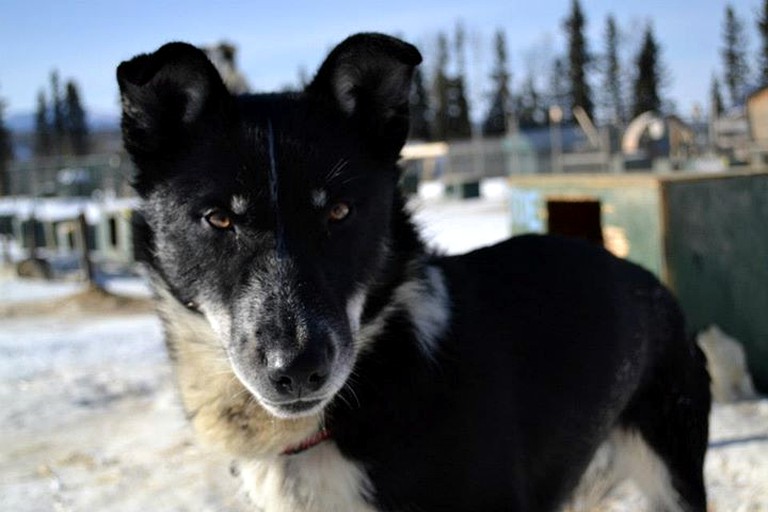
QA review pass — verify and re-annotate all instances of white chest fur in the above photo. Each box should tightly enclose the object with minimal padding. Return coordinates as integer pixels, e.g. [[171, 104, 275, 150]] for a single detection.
[[239, 442, 377, 512]]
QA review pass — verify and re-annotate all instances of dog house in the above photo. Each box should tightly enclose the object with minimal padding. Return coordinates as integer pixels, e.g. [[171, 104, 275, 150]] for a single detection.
[[0, 196, 138, 273], [508, 171, 768, 391]]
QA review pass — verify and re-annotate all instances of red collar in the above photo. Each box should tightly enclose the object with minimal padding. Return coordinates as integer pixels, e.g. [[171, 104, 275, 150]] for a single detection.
[[281, 428, 332, 456]]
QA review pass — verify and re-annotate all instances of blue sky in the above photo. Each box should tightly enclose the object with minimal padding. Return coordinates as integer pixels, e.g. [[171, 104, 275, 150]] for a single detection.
[[0, 0, 762, 123]]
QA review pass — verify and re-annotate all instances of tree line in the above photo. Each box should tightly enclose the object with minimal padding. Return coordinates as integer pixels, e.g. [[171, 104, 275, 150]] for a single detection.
[[408, 0, 669, 141], [412, 0, 768, 141], [1, 0, 768, 181], [0, 90, 11, 194]]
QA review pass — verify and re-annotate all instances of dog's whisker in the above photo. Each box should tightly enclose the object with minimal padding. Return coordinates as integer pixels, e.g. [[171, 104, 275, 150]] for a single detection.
[[335, 391, 354, 411], [229, 385, 253, 402], [325, 157, 350, 182], [344, 384, 362, 409]]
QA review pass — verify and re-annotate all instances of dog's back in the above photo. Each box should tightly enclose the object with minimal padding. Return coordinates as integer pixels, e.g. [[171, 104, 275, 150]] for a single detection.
[[328, 234, 710, 511]]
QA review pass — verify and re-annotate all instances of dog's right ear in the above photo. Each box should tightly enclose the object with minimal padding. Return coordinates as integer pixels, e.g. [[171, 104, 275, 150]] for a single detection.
[[117, 42, 230, 162], [307, 33, 422, 160]]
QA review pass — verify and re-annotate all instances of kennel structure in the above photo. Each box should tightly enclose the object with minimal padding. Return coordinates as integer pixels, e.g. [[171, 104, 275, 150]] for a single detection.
[[0, 196, 138, 269], [507, 171, 768, 391]]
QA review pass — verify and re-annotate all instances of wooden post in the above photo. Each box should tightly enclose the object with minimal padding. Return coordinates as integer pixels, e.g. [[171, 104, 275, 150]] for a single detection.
[[78, 212, 97, 287]]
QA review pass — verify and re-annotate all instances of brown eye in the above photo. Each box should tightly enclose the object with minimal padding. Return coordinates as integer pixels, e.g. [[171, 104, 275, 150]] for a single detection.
[[328, 202, 351, 222], [205, 209, 233, 230]]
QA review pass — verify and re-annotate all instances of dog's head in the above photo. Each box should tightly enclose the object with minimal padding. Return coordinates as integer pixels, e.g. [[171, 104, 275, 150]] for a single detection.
[[118, 34, 421, 419]]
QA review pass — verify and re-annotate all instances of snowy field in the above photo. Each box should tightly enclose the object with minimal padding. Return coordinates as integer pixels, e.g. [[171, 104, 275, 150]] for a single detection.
[[1, 181, 767, 511]]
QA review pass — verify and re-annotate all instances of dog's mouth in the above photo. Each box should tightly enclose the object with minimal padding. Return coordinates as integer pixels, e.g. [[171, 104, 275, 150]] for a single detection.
[[261, 398, 326, 418]]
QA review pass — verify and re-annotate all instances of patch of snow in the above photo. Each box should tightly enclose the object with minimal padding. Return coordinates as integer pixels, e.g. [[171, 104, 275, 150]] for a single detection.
[[0, 278, 84, 304], [0, 313, 248, 512], [0, 275, 152, 304], [417, 180, 445, 201], [103, 277, 152, 299], [0, 314, 163, 380], [411, 178, 511, 255], [706, 401, 768, 510], [417, 178, 508, 203], [410, 195, 510, 255], [479, 177, 508, 200]]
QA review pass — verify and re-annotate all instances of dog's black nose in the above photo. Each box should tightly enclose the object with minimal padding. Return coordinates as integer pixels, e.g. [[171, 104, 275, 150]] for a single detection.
[[266, 347, 330, 398]]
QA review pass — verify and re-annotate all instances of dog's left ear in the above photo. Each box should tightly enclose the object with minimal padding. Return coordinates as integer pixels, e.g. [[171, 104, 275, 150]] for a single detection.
[[308, 33, 422, 158], [117, 42, 231, 159]]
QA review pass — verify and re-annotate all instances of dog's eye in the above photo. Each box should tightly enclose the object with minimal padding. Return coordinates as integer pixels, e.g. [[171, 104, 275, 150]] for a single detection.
[[328, 202, 351, 222], [204, 209, 233, 230]]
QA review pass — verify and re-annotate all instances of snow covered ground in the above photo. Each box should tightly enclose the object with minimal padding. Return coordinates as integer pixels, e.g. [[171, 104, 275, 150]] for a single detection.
[[1, 181, 766, 511], [0, 313, 245, 512]]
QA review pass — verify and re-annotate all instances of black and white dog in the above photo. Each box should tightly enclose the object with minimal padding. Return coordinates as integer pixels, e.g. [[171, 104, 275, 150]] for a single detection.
[[118, 34, 710, 511]]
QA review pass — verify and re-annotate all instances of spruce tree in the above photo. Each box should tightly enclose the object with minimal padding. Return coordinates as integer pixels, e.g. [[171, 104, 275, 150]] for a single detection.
[[409, 67, 432, 141], [433, 32, 450, 141], [64, 81, 89, 155], [0, 93, 12, 196], [548, 58, 569, 118], [482, 30, 512, 136], [757, 0, 768, 85], [449, 23, 472, 139], [447, 76, 472, 139], [564, 0, 594, 120], [297, 66, 310, 89], [631, 25, 663, 118], [603, 15, 625, 125], [722, 5, 750, 106], [516, 75, 543, 128], [34, 91, 52, 158], [50, 71, 65, 154], [433, 29, 472, 141], [711, 74, 724, 117]]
